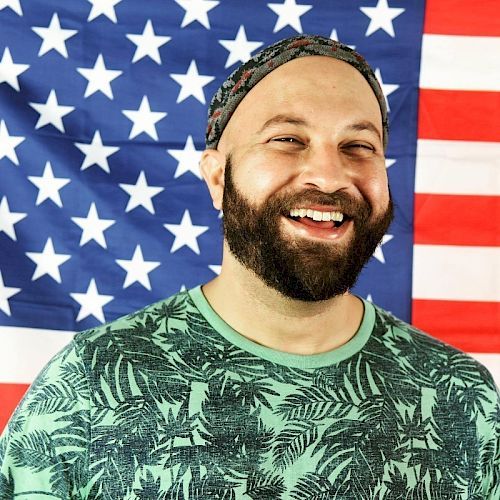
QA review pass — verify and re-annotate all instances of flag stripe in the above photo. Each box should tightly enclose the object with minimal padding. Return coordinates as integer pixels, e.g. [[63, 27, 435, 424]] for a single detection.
[[420, 35, 500, 91], [412, 299, 500, 352], [418, 89, 500, 142], [416, 10, 500, 367], [0, 383, 29, 434], [415, 139, 500, 195], [0, 326, 73, 384], [423, 0, 500, 36], [412, 245, 500, 302], [414, 194, 499, 247]]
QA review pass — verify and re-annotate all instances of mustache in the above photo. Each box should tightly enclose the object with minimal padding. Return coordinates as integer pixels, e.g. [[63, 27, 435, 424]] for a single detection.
[[269, 189, 372, 220]]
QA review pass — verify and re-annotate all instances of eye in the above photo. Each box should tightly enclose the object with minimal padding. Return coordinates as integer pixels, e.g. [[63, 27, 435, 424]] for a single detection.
[[272, 137, 301, 143], [346, 143, 374, 151], [343, 142, 376, 157]]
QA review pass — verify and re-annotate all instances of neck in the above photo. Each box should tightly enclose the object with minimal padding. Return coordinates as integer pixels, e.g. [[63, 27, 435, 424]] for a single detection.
[[201, 253, 364, 355]]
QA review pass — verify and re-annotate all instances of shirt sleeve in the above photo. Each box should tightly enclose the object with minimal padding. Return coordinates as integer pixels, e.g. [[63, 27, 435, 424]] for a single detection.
[[0, 338, 91, 499], [483, 380, 500, 500]]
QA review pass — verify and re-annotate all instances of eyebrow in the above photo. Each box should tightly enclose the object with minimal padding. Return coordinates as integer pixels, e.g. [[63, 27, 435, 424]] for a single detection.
[[258, 115, 382, 141], [346, 121, 382, 141], [258, 114, 309, 133]]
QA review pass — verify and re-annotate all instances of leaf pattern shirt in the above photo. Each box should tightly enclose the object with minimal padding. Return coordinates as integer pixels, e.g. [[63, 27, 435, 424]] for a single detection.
[[1, 287, 499, 499]]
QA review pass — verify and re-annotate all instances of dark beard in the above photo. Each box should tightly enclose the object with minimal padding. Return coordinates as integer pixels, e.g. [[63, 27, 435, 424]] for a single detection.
[[222, 157, 394, 302]]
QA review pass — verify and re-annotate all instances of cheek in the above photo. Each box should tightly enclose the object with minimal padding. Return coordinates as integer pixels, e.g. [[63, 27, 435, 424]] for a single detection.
[[234, 153, 296, 201], [359, 169, 390, 208]]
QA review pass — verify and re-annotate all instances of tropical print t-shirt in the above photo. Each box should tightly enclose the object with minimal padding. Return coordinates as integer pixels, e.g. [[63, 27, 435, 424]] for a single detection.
[[0, 287, 499, 499]]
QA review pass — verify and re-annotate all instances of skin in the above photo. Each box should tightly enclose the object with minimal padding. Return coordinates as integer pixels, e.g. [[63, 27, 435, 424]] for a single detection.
[[199, 56, 390, 355]]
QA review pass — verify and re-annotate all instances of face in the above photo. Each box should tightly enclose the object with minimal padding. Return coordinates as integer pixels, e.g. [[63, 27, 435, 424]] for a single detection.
[[206, 56, 393, 301], [222, 156, 393, 301]]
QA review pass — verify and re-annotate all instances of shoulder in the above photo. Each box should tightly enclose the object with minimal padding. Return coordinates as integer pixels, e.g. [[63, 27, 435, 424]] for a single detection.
[[72, 289, 195, 355], [368, 303, 498, 394]]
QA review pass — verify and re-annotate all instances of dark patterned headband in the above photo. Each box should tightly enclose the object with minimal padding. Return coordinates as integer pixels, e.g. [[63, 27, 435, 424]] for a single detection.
[[205, 34, 388, 150]]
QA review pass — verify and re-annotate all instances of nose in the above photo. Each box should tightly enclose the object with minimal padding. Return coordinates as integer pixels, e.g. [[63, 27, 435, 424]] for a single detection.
[[298, 144, 353, 194]]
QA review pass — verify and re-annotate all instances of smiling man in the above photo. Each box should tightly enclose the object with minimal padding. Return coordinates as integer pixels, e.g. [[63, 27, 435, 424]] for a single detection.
[[0, 35, 498, 499]]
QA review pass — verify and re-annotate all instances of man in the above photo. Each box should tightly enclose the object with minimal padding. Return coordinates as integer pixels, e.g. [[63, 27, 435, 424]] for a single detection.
[[0, 35, 498, 499]]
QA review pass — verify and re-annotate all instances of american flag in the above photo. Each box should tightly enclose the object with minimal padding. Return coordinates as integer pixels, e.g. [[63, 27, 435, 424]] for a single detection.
[[0, 0, 498, 432]]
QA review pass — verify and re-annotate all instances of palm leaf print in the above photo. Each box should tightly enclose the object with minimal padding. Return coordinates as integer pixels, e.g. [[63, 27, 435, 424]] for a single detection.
[[10, 430, 55, 472], [244, 470, 285, 499], [272, 421, 319, 470], [276, 386, 349, 421], [289, 472, 336, 500], [0, 469, 14, 500]]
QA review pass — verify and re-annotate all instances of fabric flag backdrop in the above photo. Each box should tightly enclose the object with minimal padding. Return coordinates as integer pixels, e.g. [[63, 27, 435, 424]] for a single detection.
[[0, 0, 498, 433]]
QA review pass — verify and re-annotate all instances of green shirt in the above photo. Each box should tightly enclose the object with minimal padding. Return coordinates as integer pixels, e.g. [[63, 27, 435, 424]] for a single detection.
[[1, 287, 499, 499]]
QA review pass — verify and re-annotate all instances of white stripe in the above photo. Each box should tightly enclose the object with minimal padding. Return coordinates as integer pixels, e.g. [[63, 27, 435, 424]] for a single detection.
[[415, 139, 500, 195], [470, 353, 500, 388], [413, 245, 500, 301], [0, 326, 74, 384], [420, 34, 500, 91]]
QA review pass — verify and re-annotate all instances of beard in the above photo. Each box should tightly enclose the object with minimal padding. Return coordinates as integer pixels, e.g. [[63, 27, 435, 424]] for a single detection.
[[222, 157, 394, 302]]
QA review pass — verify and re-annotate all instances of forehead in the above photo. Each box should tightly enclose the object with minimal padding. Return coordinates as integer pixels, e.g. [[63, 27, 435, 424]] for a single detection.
[[221, 56, 382, 144]]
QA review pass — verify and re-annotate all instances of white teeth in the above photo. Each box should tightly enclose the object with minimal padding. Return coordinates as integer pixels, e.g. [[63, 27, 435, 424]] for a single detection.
[[288, 208, 344, 222], [312, 210, 322, 221]]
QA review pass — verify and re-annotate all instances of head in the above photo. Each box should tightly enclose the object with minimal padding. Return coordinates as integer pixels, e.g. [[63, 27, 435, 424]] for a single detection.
[[201, 35, 393, 302]]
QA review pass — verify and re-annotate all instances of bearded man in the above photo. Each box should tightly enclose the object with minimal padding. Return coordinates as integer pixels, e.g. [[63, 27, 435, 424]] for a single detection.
[[1, 35, 498, 499]]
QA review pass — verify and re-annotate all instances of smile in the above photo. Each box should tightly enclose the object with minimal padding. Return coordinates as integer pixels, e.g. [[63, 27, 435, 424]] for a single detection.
[[289, 208, 344, 225], [284, 207, 352, 240]]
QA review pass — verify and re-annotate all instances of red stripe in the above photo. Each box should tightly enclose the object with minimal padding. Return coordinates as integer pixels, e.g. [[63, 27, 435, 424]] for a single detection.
[[418, 89, 500, 142], [0, 383, 29, 434], [414, 194, 500, 246], [424, 0, 500, 36], [412, 300, 500, 352]]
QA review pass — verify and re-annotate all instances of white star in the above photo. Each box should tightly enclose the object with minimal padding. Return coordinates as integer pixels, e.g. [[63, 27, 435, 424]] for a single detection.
[[0, 196, 26, 241], [26, 237, 71, 283], [126, 19, 171, 64], [209, 264, 221, 275], [373, 234, 394, 263], [74, 130, 119, 173], [119, 170, 164, 214], [70, 278, 113, 323], [0, 0, 22, 15], [329, 29, 356, 50], [29, 89, 75, 133], [71, 202, 115, 248], [219, 25, 263, 69], [122, 95, 167, 140], [374, 68, 399, 112], [77, 54, 122, 99], [360, 0, 405, 38], [32, 13, 78, 58], [267, 0, 312, 34], [0, 271, 20, 316], [366, 294, 373, 302], [167, 135, 203, 179], [116, 245, 160, 290], [170, 60, 215, 105], [87, 0, 122, 23], [0, 120, 24, 165], [174, 0, 219, 29], [385, 158, 396, 168], [164, 209, 209, 254], [28, 161, 70, 207], [0, 47, 29, 91]]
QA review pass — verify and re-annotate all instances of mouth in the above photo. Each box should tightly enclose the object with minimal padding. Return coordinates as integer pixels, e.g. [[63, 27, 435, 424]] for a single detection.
[[282, 207, 353, 240], [286, 207, 350, 228]]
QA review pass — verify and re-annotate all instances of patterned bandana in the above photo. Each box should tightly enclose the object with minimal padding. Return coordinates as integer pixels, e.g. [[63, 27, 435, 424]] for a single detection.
[[205, 34, 388, 150]]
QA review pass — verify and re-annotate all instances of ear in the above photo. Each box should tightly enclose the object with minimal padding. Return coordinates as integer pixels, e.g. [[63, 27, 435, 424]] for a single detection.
[[200, 149, 226, 211]]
